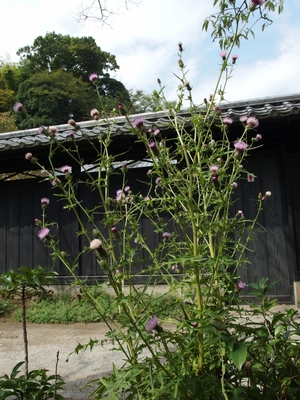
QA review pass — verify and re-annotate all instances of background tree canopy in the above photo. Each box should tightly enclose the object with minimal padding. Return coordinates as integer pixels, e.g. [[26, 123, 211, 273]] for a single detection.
[[15, 70, 96, 129], [11, 32, 133, 129], [16, 32, 119, 81], [0, 32, 160, 132]]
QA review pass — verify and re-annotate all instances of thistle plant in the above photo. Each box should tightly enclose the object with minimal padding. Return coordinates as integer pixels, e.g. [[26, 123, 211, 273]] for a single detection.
[[16, 1, 300, 399]]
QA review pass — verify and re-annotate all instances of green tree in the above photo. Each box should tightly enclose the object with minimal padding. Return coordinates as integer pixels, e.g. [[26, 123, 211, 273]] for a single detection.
[[0, 63, 23, 92], [0, 63, 29, 114], [95, 76, 131, 113], [17, 32, 119, 82], [15, 70, 96, 129], [0, 112, 18, 133], [129, 89, 176, 114], [0, 88, 15, 112]]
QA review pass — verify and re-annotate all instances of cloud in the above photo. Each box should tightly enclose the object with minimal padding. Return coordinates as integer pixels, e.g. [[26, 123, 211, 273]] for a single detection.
[[222, 24, 300, 101], [78, 0, 214, 93], [1, 0, 298, 105]]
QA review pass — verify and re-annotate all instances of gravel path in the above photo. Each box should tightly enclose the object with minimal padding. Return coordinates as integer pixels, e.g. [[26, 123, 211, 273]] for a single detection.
[[0, 305, 297, 399], [0, 322, 123, 399]]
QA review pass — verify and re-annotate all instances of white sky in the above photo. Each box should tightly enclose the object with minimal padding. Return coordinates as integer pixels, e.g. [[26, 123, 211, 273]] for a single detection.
[[1, 0, 300, 104]]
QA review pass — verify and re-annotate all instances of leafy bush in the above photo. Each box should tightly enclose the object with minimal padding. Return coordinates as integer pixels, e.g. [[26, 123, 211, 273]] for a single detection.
[[0, 297, 15, 317], [13, 290, 181, 324], [0, 362, 65, 400]]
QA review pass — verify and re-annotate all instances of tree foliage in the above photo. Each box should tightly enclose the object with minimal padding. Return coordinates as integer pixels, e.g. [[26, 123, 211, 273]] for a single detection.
[[129, 89, 176, 114], [8, 32, 132, 129], [203, 0, 284, 49], [0, 112, 18, 133], [17, 32, 119, 82], [15, 70, 96, 129]]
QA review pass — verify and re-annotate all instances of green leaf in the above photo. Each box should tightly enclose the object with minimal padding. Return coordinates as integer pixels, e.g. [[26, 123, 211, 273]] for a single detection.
[[230, 342, 247, 371], [274, 325, 285, 337]]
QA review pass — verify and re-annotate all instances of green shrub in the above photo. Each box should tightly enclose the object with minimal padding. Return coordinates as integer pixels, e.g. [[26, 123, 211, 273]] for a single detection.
[[12, 289, 181, 324], [0, 297, 15, 317]]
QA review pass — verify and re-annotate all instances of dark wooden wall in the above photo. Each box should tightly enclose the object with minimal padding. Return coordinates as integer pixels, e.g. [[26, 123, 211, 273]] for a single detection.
[[0, 151, 298, 302], [234, 153, 296, 302]]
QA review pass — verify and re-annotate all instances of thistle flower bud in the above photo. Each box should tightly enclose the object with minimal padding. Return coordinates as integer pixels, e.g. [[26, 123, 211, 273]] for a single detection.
[[149, 140, 159, 157], [118, 102, 127, 116], [111, 226, 120, 239], [92, 229, 101, 239]]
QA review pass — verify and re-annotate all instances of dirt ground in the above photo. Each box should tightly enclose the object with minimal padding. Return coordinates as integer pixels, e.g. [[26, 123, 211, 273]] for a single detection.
[[0, 305, 298, 399], [0, 321, 124, 399]]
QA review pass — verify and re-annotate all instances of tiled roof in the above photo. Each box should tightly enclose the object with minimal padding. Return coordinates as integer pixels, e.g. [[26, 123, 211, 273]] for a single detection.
[[1, 93, 300, 153]]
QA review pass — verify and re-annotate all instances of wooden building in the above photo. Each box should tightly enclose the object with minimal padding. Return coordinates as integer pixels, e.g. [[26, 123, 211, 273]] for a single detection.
[[0, 94, 300, 303]]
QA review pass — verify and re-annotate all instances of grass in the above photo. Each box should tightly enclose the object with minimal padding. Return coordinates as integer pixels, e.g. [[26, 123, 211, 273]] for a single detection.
[[9, 288, 182, 324]]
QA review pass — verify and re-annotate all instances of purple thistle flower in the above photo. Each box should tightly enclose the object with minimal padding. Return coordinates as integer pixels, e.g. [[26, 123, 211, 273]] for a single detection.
[[184, 81, 192, 91], [13, 102, 23, 112], [133, 117, 144, 130], [223, 117, 233, 126], [25, 153, 33, 161], [210, 165, 219, 174], [219, 50, 227, 61], [234, 141, 249, 153], [25, 152, 37, 164], [239, 116, 248, 123], [90, 108, 100, 120], [49, 126, 56, 136], [162, 232, 171, 240], [41, 197, 50, 207], [152, 129, 160, 136], [155, 177, 162, 185], [116, 189, 125, 203], [249, 0, 265, 9], [38, 126, 46, 135], [145, 316, 162, 332], [60, 165, 71, 174], [232, 54, 239, 64], [237, 281, 246, 290], [89, 73, 98, 83], [255, 133, 262, 140], [38, 227, 50, 240], [51, 178, 60, 186], [171, 264, 179, 273], [246, 116, 259, 129], [67, 131, 74, 139]]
